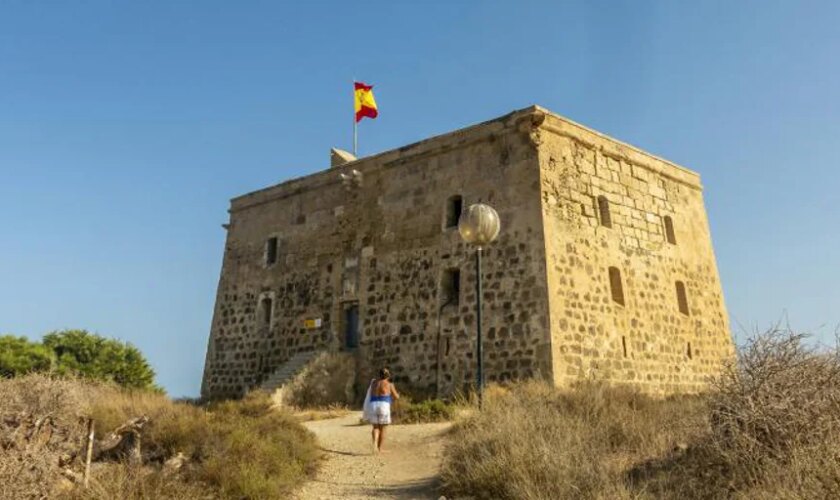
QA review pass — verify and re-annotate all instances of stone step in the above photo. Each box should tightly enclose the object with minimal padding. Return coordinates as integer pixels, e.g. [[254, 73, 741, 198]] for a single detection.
[[259, 351, 320, 392]]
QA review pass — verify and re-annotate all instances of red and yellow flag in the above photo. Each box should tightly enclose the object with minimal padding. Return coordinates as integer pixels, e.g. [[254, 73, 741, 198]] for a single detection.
[[354, 82, 378, 123]]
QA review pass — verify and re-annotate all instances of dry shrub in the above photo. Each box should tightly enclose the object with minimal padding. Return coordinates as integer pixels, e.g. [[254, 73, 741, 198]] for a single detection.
[[64, 464, 214, 500], [86, 386, 211, 462], [87, 390, 318, 499], [440, 380, 706, 499], [199, 393, 319, 499], [0, 375, 318, 499], [442, 330, 840, 500], [0, 374, 96, 499], [293, 404, 351, 422], [280, 352, 355, 408], [705, 329, 840, 497]]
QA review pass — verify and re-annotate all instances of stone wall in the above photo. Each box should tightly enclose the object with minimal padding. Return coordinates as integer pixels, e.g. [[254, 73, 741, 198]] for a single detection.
[[201, 110, 554, 399], [536, 112, 734, 394], [200, 106, 734, 400]]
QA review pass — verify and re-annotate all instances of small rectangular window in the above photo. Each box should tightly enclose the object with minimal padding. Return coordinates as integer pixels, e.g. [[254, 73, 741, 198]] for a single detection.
[[445, 195, 463, 229], [266, 237, 278, 266], [441, 268, 461, 306], [664, 216, 677, 245]]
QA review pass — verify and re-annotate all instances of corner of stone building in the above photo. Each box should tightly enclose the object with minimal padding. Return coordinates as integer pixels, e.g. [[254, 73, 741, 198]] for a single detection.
[[509, 107, 557, 385]]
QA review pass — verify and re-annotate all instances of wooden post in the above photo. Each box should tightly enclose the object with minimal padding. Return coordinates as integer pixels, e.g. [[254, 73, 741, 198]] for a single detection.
[[84, 418, 94, 488]]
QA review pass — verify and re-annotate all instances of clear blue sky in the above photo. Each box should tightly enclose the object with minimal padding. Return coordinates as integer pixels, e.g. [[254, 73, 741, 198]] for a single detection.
[[2, 1, 838, 397]]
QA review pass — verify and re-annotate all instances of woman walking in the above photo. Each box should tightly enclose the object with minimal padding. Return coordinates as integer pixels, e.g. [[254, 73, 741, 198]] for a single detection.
[[363, 368, 400, 453]]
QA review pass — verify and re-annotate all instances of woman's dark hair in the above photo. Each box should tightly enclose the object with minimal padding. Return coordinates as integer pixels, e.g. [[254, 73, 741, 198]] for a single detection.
[[379, 367, 391, 380]]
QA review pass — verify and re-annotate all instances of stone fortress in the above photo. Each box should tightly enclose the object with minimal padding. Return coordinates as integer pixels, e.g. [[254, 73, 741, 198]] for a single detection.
[[200, 106, 735, 400]]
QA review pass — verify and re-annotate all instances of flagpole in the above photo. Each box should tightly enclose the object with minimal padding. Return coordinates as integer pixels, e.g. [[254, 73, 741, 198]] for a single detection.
[[352, 79, 357, 156]]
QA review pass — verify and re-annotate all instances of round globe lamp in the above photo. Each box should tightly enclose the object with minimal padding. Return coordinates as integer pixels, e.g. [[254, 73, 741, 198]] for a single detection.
[[457, 203, 501, 409]]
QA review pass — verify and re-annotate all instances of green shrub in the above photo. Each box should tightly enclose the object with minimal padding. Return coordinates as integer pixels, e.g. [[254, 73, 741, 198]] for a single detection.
[[44, 329, 157, 390], [394, 398, 457, 424], [0, 330, 158, 391], [0, 335, 54, 377]]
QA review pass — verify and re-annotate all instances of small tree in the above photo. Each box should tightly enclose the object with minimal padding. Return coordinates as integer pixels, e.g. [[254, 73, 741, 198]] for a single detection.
[[43, 329, 158, 390], [0, 335, 54, 377]]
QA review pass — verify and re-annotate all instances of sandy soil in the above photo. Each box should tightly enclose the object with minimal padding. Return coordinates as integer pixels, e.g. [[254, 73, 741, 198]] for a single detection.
[[294, 411, 451, 500]]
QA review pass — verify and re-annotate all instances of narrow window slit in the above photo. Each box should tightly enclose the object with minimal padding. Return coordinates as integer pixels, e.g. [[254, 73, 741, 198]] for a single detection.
[[676, 281, 689, 315], [266, 237, 278, 266], [664, 216, 677, 245], [597, 196, 612, 228], [609, 267, 625, 306]]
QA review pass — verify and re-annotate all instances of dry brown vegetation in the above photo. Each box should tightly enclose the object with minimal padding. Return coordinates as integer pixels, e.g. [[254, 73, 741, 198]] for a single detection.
[[441, 330, 840, 499], [280, 352, 356, 408], [0, 374, 318, 499]]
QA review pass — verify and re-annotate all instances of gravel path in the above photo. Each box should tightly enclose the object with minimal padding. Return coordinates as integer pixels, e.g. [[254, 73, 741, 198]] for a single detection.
[[294, 411, 451, 500]]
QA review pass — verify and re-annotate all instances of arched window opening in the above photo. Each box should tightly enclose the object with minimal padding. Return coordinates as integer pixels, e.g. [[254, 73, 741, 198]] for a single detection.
[[687, 342, 693, 359], [664, 216, 677, 245], [676, 281, 689, 315], [608, 267, 625, 306], [597, 196, 612, 228], [444, 195, 463, 229]]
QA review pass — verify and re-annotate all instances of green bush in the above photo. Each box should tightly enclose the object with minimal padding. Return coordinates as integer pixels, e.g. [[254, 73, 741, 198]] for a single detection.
[[44, 329, 157, 390], [0, 335, 54, 377], [394, 398, 457, 424]]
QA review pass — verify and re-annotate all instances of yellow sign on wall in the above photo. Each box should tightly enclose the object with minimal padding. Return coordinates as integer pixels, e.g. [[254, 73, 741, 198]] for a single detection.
[[303, 318, 322, 329]]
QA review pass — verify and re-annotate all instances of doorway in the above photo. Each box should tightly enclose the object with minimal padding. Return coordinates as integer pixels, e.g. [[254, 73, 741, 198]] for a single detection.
[[342, 303, 360, 349]]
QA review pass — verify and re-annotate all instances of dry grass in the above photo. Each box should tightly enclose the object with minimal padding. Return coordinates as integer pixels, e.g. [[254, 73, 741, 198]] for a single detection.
[[65, 464, 215, 500], [0, 374, 318, 499], [441, 329, 840, 499], [440, 381, 705, 499], [0, 375, 98, 499], [292, 403, 352, 422], [280, 352, 356, 408]]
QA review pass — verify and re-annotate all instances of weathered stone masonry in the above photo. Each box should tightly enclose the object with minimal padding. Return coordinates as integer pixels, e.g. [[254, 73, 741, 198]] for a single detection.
[[200, 106, 734, 399]]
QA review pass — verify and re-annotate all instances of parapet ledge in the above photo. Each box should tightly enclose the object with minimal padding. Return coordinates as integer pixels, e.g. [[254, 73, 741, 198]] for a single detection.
[[228, 105, 703, 212], [228, 107, 540, 212], [532, 106, 703, 190]]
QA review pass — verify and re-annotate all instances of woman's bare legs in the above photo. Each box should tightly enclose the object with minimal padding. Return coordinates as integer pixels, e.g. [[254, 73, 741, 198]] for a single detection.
[[377, 424, 387, 452], [371, 425, 380, 454]]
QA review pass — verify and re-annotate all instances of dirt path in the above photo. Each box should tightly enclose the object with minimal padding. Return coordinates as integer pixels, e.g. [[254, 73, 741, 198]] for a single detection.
[[294, 412, 451, 500]]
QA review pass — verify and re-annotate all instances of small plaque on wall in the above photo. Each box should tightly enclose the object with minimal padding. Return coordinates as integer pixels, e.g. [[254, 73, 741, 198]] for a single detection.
[[303, 318, 322, 329]]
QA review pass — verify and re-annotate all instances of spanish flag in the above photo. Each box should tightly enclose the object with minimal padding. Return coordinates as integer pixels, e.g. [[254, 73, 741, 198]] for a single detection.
[[354, 82, 378, 123]]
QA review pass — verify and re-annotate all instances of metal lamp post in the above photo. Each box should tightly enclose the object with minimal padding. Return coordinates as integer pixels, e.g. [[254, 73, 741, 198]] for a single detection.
[[458, 203, 501, 409]]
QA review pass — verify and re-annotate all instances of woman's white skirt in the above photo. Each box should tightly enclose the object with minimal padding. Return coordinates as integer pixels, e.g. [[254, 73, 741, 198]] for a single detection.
[[362, 381, 392, 425], [368, 401, 391, 425]]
